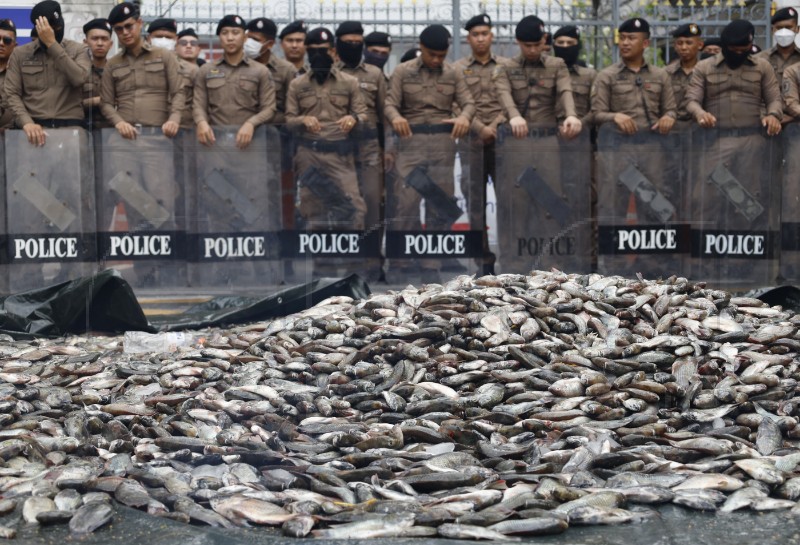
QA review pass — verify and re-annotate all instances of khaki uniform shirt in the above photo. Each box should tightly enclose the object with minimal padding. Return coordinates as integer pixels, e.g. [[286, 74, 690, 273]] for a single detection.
[[453, 53, 506, 133], [685, 54, 782, 129], [193, 55, 275, 127], [384, 57, 475, 125], [83, 62, 112, 129], [665, 61, 696, 121], [266, 55, 295, 124], [591, 61, 677, 128], [565, 63, 596, 124], [100, 42, 184, 127], [338, 60, 386, 126], [285, 68, 368, 140], [781, 62, 800, 118], [4, 39, 90, 126], [0, 68, 15, 128], [496, 54, 576, 127], [756, 45, 800, 86], [177, 58, 197, 129]]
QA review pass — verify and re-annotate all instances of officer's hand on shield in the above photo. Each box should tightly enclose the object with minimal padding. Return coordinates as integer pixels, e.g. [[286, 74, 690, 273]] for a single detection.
[[22, 123, 46, 147], [509, 116, 528, 139], [696, 111, 717, 129], [560, 116, 582, 139], [652, 115, 675, 135], [763, 114, 782, 136], [197, 121, 216, 146], [444, 116, 470, 139], [162, 120, 179, 138], [115, 121, 139, 140], [338, 115, 357, 134], [479, 125, 497, 144], [303, 116, 321, 133], [236, 121, 255, 148], [613, 113, 637, 135], [392, 116, 412, 138]]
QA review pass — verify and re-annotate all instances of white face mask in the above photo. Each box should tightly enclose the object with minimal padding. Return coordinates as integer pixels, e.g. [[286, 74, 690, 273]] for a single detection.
[[244, 37, 264, 58], [151, 37, 176, 51], [775, 28, 797, 48]]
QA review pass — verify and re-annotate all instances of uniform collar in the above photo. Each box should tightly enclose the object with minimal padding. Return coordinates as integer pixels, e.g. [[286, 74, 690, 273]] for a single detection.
[[413, 56, 443, 73], [121, 40, 151, 56], [712, 51, 755, 66], [336, 59, 366, 71], [214, 54, 250, 67], [617, 59, 651, 73], [520, 53, 544, 67], [769, 44, 800, 57], [465, 53, 497, 65]]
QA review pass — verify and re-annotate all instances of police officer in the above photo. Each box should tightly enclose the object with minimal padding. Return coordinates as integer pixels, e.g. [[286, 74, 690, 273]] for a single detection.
[[335, 20, 386, 281], [494, 15, 581, 274], [757, 7, 800, 86], [454, 14, 505, 274], [364, 31, 391, 72], [81, 18, 112, 130], [400, 47, 421, 63], [286, 27, 368, 276], [280, 20, 307, 72], [552, 25, 595, 124], [4, 0, 90, 145], [0, 19, 17, 129], [701, 36, 722, 59], [147, 18, 178, 50], [176, 28, 204, 66], [245, 17, 295, 124], [685, 19, 782, 280], [384, 24, 474, 283], [667, 23, 703, 125]]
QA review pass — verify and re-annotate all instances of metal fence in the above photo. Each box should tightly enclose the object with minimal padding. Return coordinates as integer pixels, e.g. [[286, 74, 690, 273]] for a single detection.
[[141, 0, 773, 68]]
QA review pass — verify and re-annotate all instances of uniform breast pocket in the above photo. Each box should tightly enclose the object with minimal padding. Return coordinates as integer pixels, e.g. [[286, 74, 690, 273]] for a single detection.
[[298, 92, 317, 110], [610, 82, 635, 112], [21, 63, 46, 90], [707, 72, 731, 96], [235, 76, 259, 109], [111, 65, 134, 93], [434, 82, 455, 109], [359, 82, 378, 108], [572, 82, 591, 106], [205, 76, 226, 99], [531, 76, 555, 98], [740, 70, 761, 95], [144, 60, 167, 90], [465, 75, 481, 94]]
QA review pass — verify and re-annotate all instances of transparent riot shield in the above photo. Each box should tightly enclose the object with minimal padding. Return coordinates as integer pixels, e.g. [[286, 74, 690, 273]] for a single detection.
[[780, 123, 800, 283], [4, 128, 95, 292], [96, 127, 185, 290], [688, 126, 780, 288], [186, 125, 282, 289], [596, 123, 688, 280], [383, 126, 483, 285], [0, 138, 6, 295], [282, 123, 382, 283], [494, 123, 592, 276]]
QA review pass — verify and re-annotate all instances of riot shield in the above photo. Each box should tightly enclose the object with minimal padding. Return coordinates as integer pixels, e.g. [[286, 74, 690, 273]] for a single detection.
[[494, 123, 592, 275], [688, 126, 780, 288], [96, 127, 186, 290], [0, 138, 5, 295], [282, 123, 381, 282], [383, 125, 483, 285], [595, 123, 688, 280], [780, 123, 800, 283], [4, 128, 96, 292], [186, 125, 282, 289]]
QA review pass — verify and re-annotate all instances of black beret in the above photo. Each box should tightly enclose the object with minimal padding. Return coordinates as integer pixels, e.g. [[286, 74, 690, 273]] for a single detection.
[[419, 24, 451, 50], [0, 19, 16, 34], [83, 18, 111, 35], [400, 47, 421, 63], [280, 20, 306, 39], [215, 14, 246, 36], [553, 25, 580, 41], [516, 15, 545, 42], [108, 2, 138, 26], [177, 28, 198, 39], [305, 27, 334, 46], [721, 19, 754, 46], [246, 18, 277, 38], [703, 36, 721, 47], [336, 20, 363, 37], [672, 23, 701, 38], [147, 18, 176, 34], [465, 14, 491, 31], [772, 7, 798, 24], [31, 0, 61, 25], [364, 31, 391, 47], [619, 18, 650, 34]]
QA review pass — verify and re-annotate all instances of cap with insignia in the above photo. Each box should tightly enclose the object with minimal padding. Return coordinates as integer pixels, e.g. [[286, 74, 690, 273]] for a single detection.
[[772, 7, 798, 25], [721, 19, 754, 46], [147, 18, 177, 34], [108, 2, 139, 26], [215, 14, 246, 36], [400, 47, 421, 63], [83, 18, 111, 35], [553, 25, 580, 41], [364, 31, 391, 47], [703, 36, 721, 48], [419, 24, 451, 51], [246, 17, 277, 38], [515, 15, 545, 42], [177, 28, 198, 39], [335, 20, 364, 37], [465, 14, 491, 31], [305, 26, 334, 46], [31, 0, 62, 26], [280, 20, 306, 39], [0, 19, 16, 34], [672, 23, 701, 38], [618, 18, 650, 34]]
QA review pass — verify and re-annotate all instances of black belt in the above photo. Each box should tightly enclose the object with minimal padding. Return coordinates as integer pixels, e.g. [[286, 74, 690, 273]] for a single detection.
[[354, 126, 381, 139], [713, 127, 763, 138], [410, 124, 452, 134], [297, 138, 354, 155], [32, 118, 83, 128], [526, 127, 559, 138]]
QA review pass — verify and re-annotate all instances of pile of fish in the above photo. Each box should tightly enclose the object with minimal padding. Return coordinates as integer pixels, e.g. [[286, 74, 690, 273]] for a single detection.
[[3, 271, 800, 540]]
